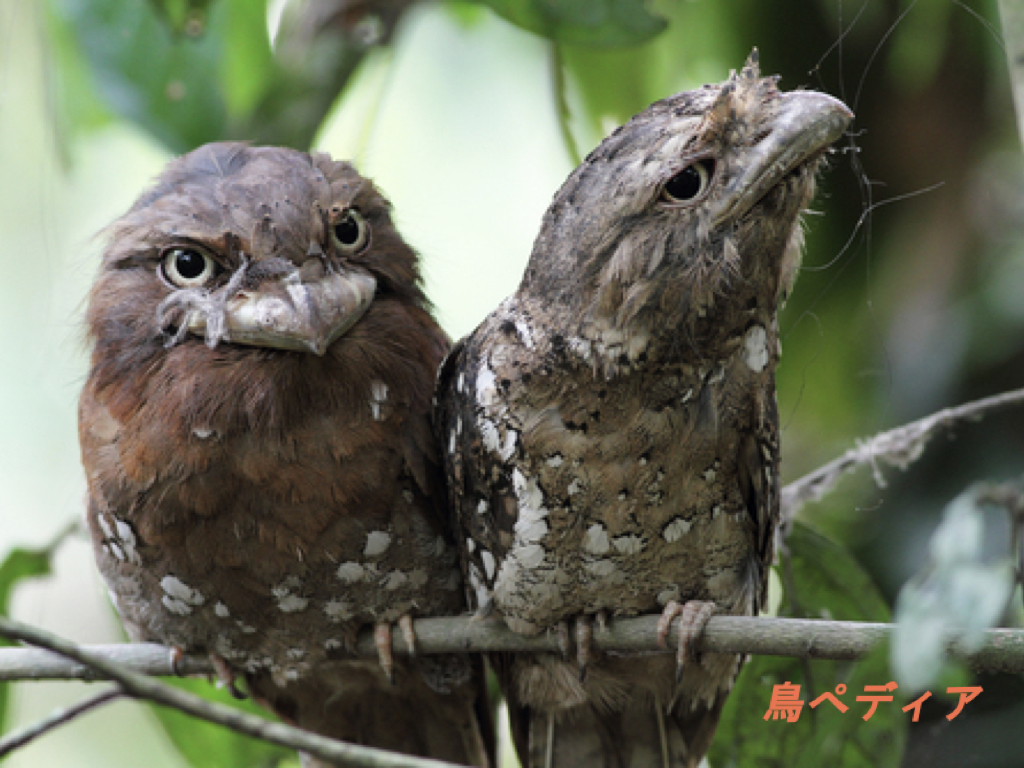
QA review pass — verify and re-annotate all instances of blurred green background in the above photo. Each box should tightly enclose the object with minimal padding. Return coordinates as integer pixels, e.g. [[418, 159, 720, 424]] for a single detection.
[[1, 0, 1022, 765]]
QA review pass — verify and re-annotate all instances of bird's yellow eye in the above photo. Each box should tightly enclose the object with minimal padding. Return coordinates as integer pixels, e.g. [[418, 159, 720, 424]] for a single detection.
[[331, 209, 369, 254], [661, 160, 715, 204], [161, 247, 218, 288]]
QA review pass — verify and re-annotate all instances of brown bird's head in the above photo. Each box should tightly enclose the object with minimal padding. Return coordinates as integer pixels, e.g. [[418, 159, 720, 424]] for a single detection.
[[85, 143, 442, 433], [97, 142, 423, 355], [519, 51, 852, 367]]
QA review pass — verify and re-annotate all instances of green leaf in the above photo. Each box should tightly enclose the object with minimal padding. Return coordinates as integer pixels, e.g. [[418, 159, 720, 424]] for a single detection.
[[148, 0, 213, 34], [0, 546, 56, 730], [559, 44, 660, 148], [0, 548, 53, 620], [150, 676, 294, 768], [710, 522, 905, 768], [557, 1, 743, 162], [219, 0, 274, 122], [445, 1, 489, 29], [779, 521, 893, 624], [51, 0, 235, 152], [474, 0, 667, 47]]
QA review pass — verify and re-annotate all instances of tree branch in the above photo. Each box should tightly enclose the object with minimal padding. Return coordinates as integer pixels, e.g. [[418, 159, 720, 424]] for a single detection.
[[780, 387, 1024, 526], [0, 687, 122, 757], [3, 615, 1024, 682], [6, 390, 1024, 763], [0, 616, 462, 768]]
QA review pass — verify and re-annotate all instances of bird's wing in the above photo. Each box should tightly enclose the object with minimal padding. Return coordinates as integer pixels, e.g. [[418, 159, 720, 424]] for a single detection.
[[736, 383, 780, 613], [435, 329, 521, 613]]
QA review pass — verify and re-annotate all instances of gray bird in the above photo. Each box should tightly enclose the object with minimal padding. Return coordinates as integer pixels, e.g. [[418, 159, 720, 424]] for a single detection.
[[435, 53, 851, 768]]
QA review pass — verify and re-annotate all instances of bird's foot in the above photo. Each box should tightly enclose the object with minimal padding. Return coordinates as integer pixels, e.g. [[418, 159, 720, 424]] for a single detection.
[[575, 615, 593, 682], [556, 620, 572, 662], [374, 615, 417, 685], [576, 611, 609, 681], [471, 598, 495, 620], [656, 600, 716, 682], [555, 612, 609, 681], [168, 646, 186, 676], [209, 653, 247, 700]]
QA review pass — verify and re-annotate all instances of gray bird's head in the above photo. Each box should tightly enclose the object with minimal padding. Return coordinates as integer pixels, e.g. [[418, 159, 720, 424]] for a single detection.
[[519, 51, 852, 367]]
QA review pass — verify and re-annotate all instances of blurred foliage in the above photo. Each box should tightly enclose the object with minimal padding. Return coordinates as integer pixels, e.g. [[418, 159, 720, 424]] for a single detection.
[[26, 0, 1024, 765], [47, 0, 406, 152], [152, 676, 296, 768], [50, 0, 251, 151], [712, 521, 903, 768], [0, 545, 57, 731], [477, 0, 666, 46], [893, 481, 1019, 693]]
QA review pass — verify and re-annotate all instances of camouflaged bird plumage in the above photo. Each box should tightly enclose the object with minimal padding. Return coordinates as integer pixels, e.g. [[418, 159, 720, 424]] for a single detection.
[[436, 54, 852, 767], [80, 143, 492, 766]]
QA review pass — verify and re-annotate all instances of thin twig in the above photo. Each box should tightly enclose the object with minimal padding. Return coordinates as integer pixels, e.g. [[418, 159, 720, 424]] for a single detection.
[[997, 0, 1024, 147], [780, 387, 1024, 526], [0, 687, 122, 757], [550, 42, 582, 167], [0, 641, 215, 680], [3, 615, 1024, 682], [0, 616, 462, 768]]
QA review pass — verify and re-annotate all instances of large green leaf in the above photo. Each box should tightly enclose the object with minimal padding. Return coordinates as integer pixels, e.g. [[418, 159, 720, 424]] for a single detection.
[[51, 0, 229, 152], [151, 676, 296, 768], [475, 0, 667, 47], [710, 522, 905, 768], [0, 546, 56, 730], [217, 0, 274, 122], [48, 0, 408, 152]]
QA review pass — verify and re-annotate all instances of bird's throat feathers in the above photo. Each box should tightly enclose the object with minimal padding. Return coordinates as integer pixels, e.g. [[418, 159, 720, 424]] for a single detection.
[[85, 291, 441, 441]]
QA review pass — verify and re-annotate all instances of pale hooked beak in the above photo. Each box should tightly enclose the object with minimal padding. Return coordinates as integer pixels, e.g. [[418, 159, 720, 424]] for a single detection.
[[710, 90, 853, 226], [184, 264, 377, 356]]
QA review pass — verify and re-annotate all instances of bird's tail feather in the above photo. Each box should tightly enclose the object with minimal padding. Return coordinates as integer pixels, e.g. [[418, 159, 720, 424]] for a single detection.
[[250, 657, 495, 767], [522, 695, 725, 768]]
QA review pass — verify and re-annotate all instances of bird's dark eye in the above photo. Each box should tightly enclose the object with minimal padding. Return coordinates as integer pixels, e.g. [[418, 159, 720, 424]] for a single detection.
[[161, 247, 218, 288], [662, 160, 715, 204], [332, 209, 369, 254]]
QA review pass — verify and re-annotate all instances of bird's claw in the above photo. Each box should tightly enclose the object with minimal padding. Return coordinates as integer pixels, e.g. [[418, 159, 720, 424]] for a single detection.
[[209, 653, 248, 700], [555, 613, 607, 681], [374, 623, 396, 685], [168, 646, 186, 677], [576, 615, 594, 682], [556, 621, 572, 662], [657, 600, 716, 682], [374, 616, 418, 686], [398, 614, 417, 658]]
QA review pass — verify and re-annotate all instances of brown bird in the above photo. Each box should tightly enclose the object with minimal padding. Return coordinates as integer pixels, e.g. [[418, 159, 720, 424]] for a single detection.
[[79, 143, 492, 766], [436, 53, 852, 767]]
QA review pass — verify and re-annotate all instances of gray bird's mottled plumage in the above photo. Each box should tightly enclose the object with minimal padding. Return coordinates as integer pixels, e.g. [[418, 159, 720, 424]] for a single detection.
[[436, 54, 851, 767]]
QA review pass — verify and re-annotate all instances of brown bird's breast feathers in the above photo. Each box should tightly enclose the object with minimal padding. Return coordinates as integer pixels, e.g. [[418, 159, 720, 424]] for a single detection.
[[81, 143, 460, 683]]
